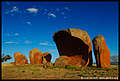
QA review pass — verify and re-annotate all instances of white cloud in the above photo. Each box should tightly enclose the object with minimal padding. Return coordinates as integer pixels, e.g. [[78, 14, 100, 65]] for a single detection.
[[49, 44, 56, 47], [5, 6, 21, 15], [5, 41, 18, 44], [61, 12, 65, 15], [56, 8, 60, 11], [63, 16, 67, 19], [24, 40, 32, 44], [5, 11, 9, 14], [26, 8, 38, 13], [64, 7, 70, 10], [40, 43, 48, 45], [14, 33, 19, 36], [6, 33, 19, 36], [39, 42, 56, 46], [48, 13, 56, 18], [46, 48, 57, 53], [44, 9, 48, 11], [49, 50, 56, 52], [10, 6, 19, 12], [7, 33, 10, 36], [26, 21, 31, 25], [6, 2, 10, 5]]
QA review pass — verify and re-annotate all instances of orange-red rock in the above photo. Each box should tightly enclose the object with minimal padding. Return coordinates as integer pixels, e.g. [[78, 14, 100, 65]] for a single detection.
[[14, 52, 28, 64], [54, 56, 86, 67], [29, 48, 42, 64], [92, 35, 110, 68], [53, 28, 93, 67], [42, 52, 52, 63], [10, 62, 15, 64]]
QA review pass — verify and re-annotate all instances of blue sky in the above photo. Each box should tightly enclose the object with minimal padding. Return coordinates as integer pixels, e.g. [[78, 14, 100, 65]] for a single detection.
[[1, 1, 119, 63]]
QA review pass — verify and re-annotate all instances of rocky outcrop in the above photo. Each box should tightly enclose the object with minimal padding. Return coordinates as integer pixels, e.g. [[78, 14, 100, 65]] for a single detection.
[[14, 52, 28, 64], [53, 28, 93, 67], [92, 35, 110, 68], [29, 48, 42, 64]]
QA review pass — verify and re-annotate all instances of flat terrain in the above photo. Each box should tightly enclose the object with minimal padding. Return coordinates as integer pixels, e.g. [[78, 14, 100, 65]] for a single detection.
[[2, 64, 118, 80]]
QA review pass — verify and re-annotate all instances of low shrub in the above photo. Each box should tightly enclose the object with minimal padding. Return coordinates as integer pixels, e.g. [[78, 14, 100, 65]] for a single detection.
[[65, 65, 82, 71]]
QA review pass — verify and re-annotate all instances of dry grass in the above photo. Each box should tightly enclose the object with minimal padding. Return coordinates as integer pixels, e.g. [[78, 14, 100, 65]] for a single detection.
[[2, 64, 118, 80]]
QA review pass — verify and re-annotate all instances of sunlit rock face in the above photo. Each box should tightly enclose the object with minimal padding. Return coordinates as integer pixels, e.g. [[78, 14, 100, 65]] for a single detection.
[[29, 48, 42, 64], [92, 35, 110, 68], [14, 52, 28, 64], [53, 28, 93, 67]]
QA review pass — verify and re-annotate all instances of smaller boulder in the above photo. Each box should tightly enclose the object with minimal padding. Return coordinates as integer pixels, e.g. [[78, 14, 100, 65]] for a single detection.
[[10, 62, 15, 64], [29, 48, 42, 64], [14, 52, 28, 64], [42, 52, 52, 64]]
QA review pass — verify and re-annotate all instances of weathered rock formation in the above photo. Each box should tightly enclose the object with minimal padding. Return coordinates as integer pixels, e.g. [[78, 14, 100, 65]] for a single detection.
[[29, 48, 42, 64], [92, 35, 110, 68], [14, 52, 28, 64], [53, 28, 93, 67], [42, 52, 52, 63]]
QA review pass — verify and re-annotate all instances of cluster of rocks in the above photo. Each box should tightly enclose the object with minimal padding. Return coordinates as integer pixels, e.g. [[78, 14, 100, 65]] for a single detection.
[[11, 48, 52, 65], [11, 28, 110, 69], [53, 28, 110, 68]]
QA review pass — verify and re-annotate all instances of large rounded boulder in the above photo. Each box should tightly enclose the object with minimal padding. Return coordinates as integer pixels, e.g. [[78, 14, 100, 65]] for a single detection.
[[29, 48, 42, 64], [14, 52, 28, 64], [92, 35, 110, 68], [53, 28, 93, 67]]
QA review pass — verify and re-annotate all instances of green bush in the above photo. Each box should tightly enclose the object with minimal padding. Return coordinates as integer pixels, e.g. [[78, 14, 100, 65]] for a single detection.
[[65, 65, 81, 71], [21, 70, 25, 72], [78, 73, 84, 77], [105, 68, 111, 71]]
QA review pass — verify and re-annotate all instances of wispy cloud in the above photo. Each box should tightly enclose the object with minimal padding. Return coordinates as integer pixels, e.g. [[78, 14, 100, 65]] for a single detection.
[[14, 33, 19, 36], [40, 43, 48, 45], [49, 44, 56, 47], [48, 13, 56, 18], [6, 33, 19, 36], [10, 6, 19, 12], [26, 8, 38, 13], [5, 41, 18, 44], [26, 21, 31, 25], [24, 40, 32, 44], [61, 12, 65, 15], [39, 42, 56, 47], [56, 8, 60, 11], [46, 48, 56, 52], [5, 6, 20, 15], [7, 33, 10, 36], [5, 2, 10, 5], [64, 6, 71, 11]]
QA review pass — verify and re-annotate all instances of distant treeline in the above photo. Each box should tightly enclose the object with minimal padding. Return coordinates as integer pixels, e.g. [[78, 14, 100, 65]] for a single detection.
[[110, 55, 118, 65], [93, 55, 118, 65]]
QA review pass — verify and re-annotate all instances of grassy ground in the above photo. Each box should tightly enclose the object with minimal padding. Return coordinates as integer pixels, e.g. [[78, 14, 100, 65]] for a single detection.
[[2, 64, 119, 80]]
